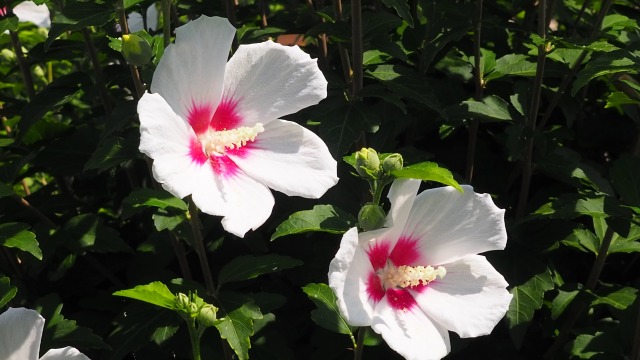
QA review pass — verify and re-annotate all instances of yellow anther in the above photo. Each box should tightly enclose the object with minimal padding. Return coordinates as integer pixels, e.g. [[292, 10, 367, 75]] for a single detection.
[[201, 123, 264, 156], [382, 265, 446, 289]]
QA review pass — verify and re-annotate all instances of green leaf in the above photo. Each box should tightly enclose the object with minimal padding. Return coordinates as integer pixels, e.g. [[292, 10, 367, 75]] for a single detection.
[[152, 209, 187, 232], [0, 222, 42, 260], [379, 0, 413, 27], [607, 220, 640, 254], [0, 276, 17, 308], [113, 281, 178, 310], [610, 154, 640, 207], [445, 95, 516, 125], [85, 133, 140, 172], [302, 283, 354, 337], [392, 162, 462, 191], [55, 214, 132, 254], [123, 0, 147, 9], [0, 16, 19, 33], [218, 255, 303, 287], [605, 91, 640, 108], [572, 50, 640, 96], [0, 182, 15, 198], [215, 301, 262, 360], [271, 205, 357, 241], [485, 54, 537, 81], [590, 286, 638, 310], [122, 188, 188, 219], [506, 266, 554, 348], [318, 101, 380, 156], [561, 227, 599, 254], [46, 2, 116, 50], [551, 287, 579, 320]]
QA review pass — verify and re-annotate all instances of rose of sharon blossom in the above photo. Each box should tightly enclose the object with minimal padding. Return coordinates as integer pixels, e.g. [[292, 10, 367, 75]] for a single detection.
[[0, 307, 90, 360], [329, 179, 512, 360], [1, 1, 50, 28], [138, 16, 338, 237]]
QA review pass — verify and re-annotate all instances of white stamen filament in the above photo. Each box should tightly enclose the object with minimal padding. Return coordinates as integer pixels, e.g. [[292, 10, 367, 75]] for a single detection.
[[201, 123, 264, 156], [381, 265, 446, 289]]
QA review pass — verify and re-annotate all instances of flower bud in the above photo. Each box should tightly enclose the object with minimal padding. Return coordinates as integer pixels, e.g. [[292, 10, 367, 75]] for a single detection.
[[355, 148, 381, 179], [197, 304, 219, 327], [122, 33, 152, 66], [175, 293, 190, 311], [382, 153, 403, 173], [358, 203, 386, 231]]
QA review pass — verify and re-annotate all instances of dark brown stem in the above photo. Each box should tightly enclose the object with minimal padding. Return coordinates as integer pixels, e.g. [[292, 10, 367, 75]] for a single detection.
[[516, 0, 547, 219], [168, 232, 193, 280], [259, 0, 268, 28], [14, 195, 57, 229], [188, 199, 217, 299], [82, 28, 112, 115], [465, 0, 484, 183], [9, 30, 36, 100], [351, 0, 363, 100]]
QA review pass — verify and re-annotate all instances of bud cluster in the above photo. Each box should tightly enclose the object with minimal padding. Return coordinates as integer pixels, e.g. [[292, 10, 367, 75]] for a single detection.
[[174, 292, 219, 328]]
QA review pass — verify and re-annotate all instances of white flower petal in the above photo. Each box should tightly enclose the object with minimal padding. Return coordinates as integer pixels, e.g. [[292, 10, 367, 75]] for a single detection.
[[0, 307, 44, 360], [415, 255, 512, 338], [40, 347, 90, 360], [151, 16, 235, 121], [229, 119, 337, 198], [371, 299, 450, 360], [14, 1, 51, 28], [192, 168, 274, 237], [138, 92, 202, 199], [384, 178, 420, 229], [404, 185, 507, 265], [223, 41, 327, 126], [328, 228, 378, 326]]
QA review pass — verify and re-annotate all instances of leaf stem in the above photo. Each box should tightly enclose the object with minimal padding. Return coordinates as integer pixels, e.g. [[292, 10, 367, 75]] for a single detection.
[[9, 30, 36, 100], [186, 318, 203, 360], [351, 0, 363, 100], [188, 199, 217, 299], [81, 28, 112, 115], [515, 0, 548, 219], [116, 0, 146, 98], [353, 326, 366, 360], [465, 0, 484, 183], [333, 0, 352, 86], [162, 0, 172, 49]]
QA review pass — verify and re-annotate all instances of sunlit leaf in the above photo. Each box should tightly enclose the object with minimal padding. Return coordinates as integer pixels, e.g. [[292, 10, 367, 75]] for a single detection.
[[0, 276, 17, 308], [271, 205, 356, 241], [215, 300, 262, 360], [392, 162, 462, 191], [113, 281, 178, 310], [0, 222, 41, 260]]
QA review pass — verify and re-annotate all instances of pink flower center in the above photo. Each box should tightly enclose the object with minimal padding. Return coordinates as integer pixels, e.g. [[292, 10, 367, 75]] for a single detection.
[[187, 99, 262, 177], [365, 236, 445, 311]]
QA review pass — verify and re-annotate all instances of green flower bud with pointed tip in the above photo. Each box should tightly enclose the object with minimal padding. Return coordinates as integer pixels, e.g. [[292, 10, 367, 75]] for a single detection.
[[355, 148, 381, 179], [122, 33, 152, 66], [197, 304, 219, 327], [382, 153, 403, 173], [175, 292, 190, 312], [358, 203, 386, 231]]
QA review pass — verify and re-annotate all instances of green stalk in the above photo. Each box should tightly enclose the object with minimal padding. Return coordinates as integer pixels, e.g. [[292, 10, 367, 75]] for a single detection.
[[82, 28, 112, 115], [186, 318, 202, 360], [188, 199, 217, 299], [162, 0, 172, 48], [116, 0, 145, 98], [351, 0, 363, 100], [9, 30, 36, 100], [465, 0, 484, 183], [353, 327, 366, 360], [515, 0, 548, 219]]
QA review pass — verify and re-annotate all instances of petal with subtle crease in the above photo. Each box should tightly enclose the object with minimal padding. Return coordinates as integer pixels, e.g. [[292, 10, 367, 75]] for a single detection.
[[138, 92, 203, 199], [223, 41, 327, 126], [229, 119, 337, 198], [329, 228, 377, 326], [414, 254, 512, 338], [40, 347, 91, 360], [371, 299, 450, 360], [0, 307, 44, 360], [384, 178, 420, 229], [151, 16, 235, 122], [404, 185, 507, 265], [14, 1, 50, 28], [191, 169, 274, 237]]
